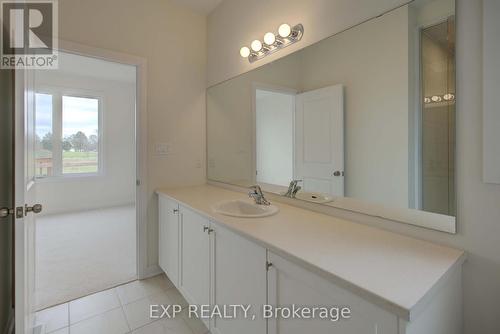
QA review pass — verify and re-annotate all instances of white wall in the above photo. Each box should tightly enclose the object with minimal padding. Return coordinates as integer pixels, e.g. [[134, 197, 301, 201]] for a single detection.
[[58, 0, 207, 270], [33, 70, 136, 215], [208, 0, 500, 333], [482, 0, 500, 184]]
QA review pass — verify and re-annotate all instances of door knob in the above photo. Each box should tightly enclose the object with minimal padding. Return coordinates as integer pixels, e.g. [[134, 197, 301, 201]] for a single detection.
[[1, 206, 24, 219], [0, 207, 13, 218], [25, 204, 43, 215]]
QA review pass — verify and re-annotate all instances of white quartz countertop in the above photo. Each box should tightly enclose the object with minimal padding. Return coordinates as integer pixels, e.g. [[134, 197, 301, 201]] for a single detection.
[[156, 185, 465, 321]]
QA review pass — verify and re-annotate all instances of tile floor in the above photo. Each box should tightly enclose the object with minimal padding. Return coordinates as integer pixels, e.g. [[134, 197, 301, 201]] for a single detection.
[[35, 274, 209, 334], [35, 205, 137, 310]]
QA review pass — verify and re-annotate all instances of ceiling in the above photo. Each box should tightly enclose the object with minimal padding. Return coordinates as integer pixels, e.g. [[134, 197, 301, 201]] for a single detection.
[[171, 0, 223, 14]]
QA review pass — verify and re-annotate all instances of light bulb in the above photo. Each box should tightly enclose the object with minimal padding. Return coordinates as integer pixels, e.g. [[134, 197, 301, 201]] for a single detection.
[[278, 23, 291, 38], [424, 97, 431, 104], [431, 95, 442, 102], [263, 32, 276, 45], [443, 93, 455, 101], [251, 39, 263, 52], [240, 46, 250, 58]]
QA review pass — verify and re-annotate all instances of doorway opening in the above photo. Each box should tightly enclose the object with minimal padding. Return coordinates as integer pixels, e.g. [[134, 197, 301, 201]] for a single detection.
[[255, 88, 295, 188], [33, 51, 138, 310]]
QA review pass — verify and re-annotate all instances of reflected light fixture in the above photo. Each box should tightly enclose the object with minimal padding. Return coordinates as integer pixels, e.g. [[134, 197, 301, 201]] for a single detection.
[[424, 93, 456, 104], [431, 95, 442, 102], [443, 93, 455, 101], [239, 23, 304, 63]]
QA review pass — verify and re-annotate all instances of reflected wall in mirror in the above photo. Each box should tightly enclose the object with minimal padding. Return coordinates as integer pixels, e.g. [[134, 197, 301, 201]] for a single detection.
[[207, 0, 456, 220]]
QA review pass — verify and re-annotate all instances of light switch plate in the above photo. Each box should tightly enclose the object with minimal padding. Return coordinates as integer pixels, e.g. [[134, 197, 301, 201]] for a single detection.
[[155, 142, 172, 156]]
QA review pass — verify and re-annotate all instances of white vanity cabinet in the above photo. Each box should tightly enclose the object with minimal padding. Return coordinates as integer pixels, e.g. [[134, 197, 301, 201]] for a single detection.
[[267, 252, 398, 334], [157, 196, 269, 333], [178, 204, 211, 325], [210, 223, 267, 334], [157, 189, 464, 334], [158, 195, 180, 286]]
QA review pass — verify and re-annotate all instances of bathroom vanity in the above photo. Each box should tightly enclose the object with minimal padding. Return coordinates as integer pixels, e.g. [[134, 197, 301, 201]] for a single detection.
[[156, 185, 465, 334]]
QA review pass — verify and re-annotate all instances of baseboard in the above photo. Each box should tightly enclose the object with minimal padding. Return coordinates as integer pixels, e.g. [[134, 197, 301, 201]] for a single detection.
[[39, 201, 135, 217], [32, 324, 44, 334], [140, 264, 163, 279]]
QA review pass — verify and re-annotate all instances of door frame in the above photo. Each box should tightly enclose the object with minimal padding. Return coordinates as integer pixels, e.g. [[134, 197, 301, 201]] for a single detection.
[[14, 40, 150, 332], [56, 40, 150, 279]]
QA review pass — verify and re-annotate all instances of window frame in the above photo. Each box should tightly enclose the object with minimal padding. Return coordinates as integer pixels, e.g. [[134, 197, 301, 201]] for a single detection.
[[34, 86, 105, 181]]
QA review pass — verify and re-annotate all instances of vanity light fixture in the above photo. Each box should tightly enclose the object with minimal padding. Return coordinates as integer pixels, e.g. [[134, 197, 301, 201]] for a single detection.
[[239, 23, 304, 63]]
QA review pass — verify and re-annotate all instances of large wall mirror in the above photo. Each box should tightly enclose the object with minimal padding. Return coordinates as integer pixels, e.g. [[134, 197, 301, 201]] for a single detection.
[[207, 0, 456, 233]]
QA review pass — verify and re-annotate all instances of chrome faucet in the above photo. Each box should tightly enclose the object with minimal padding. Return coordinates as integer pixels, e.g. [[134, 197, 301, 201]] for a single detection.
[[284, 179, 302, 198], [248, 185, 271, 205]]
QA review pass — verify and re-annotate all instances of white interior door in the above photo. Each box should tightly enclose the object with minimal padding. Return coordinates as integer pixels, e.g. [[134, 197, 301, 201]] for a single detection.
[[295, 85, 344, 196], [15, 69, 39, 334]]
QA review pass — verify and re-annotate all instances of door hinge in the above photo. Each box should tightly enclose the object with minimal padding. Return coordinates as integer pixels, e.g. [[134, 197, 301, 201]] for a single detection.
[[266, 261, 273, 271]]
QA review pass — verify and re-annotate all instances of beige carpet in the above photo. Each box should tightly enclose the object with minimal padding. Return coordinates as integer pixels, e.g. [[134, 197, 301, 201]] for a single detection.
[[35, 205, 137, 310]]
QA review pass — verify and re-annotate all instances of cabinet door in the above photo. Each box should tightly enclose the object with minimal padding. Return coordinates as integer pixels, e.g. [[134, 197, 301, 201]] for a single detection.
[[179, 206, 210, 317], [267, 252, 398, 334], [210, 224, 267, 334], [158, 196, 179, 286]]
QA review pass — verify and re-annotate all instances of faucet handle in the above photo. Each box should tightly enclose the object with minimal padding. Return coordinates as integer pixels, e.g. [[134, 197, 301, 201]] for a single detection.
[[248, 185, 271, 205], [292, 185, 302, 195], [249, 185, 263, 193]]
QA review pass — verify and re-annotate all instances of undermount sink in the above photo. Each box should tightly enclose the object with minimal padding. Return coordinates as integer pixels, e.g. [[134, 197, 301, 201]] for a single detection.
[[212, 199, 279, 218], [294, 191, 334, 204]]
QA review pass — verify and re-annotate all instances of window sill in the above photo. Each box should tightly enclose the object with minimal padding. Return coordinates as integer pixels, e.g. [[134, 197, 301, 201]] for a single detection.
[[35, 173, 104, 183]]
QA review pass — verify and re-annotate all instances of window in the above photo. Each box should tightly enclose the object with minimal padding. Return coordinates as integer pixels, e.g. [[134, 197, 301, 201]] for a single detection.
[[35, 91, 101, 178], [62, 96, 99, 174], [35, 93, 54, 177]]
